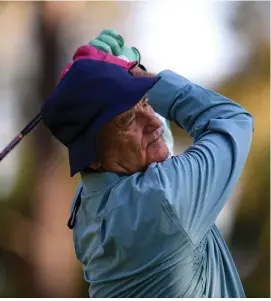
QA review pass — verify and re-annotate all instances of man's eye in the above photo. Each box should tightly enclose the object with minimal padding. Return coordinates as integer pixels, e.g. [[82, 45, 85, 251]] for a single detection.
[[143, 100, 149, 108]]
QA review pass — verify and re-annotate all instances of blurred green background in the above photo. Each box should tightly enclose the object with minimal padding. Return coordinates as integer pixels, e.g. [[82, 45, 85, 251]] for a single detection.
[[0, 1, 269, 297]]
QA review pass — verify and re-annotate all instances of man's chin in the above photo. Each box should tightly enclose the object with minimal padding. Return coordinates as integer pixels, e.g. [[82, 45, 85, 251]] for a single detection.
[[158, 148, 170, 162], [148, 145, 169, 164]]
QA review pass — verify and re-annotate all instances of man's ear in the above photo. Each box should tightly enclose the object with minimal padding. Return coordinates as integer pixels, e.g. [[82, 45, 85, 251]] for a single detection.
[[89, 161, 102, 170]]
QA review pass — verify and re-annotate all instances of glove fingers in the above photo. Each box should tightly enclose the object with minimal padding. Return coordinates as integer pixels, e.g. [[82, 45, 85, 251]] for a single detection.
[[131, 47, 141, 64], [96, 34, 122, 56], [89, 39, 113, 54], [99, 29, 124, 48]]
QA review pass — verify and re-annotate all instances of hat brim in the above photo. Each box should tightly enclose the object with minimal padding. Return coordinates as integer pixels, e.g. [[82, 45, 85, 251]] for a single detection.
[[68, 75, 160, 176]]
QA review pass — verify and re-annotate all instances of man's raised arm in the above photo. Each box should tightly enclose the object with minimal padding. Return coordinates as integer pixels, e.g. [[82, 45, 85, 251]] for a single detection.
[[146, 70, 253, 245]]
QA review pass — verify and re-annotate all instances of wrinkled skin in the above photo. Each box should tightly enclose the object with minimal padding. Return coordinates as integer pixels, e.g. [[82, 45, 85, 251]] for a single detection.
[[90, 95, 169, 174]]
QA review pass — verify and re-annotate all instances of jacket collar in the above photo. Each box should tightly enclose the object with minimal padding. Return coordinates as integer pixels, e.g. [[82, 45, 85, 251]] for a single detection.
[[80, 170, 126, 194]]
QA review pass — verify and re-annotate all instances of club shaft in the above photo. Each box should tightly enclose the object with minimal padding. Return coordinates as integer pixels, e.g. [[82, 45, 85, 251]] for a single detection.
[[0, 114, 42, 161]]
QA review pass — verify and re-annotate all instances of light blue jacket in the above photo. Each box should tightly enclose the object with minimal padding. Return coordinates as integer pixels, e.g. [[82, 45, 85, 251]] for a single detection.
[[70, 70, 253, 297]]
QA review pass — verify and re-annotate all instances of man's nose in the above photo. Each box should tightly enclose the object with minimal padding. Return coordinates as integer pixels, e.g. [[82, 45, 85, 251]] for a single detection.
[[142, 111, 162, 133]]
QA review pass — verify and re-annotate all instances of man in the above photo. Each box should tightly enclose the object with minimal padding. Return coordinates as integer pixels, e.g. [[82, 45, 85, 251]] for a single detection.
[[41, 32, 253, 297]]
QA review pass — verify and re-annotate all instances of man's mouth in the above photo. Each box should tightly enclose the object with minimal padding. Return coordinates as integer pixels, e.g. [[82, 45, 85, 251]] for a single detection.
[[148, 129, 162, 146]]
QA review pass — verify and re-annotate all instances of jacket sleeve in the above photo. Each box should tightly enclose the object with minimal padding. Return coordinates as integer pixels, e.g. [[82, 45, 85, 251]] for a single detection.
[[147, 70, 253, 244]]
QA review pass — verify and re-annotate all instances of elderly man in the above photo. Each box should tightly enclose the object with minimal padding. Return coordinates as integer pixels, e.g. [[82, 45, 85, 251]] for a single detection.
[[41, 31, 253, 298]]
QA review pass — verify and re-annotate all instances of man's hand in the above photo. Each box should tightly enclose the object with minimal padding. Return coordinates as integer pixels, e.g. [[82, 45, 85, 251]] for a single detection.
[[59, 45, 137, 80], [129, 66, 156, 78], [60, 29, 144, 80], [89, 29, 141, 63]]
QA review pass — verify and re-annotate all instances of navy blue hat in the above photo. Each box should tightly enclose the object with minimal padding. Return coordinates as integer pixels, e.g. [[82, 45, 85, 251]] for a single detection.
[[41, 59, 160, 176]]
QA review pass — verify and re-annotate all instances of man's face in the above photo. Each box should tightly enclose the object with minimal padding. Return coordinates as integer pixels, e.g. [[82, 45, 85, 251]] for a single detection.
[[95, 96, 169, 174]]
